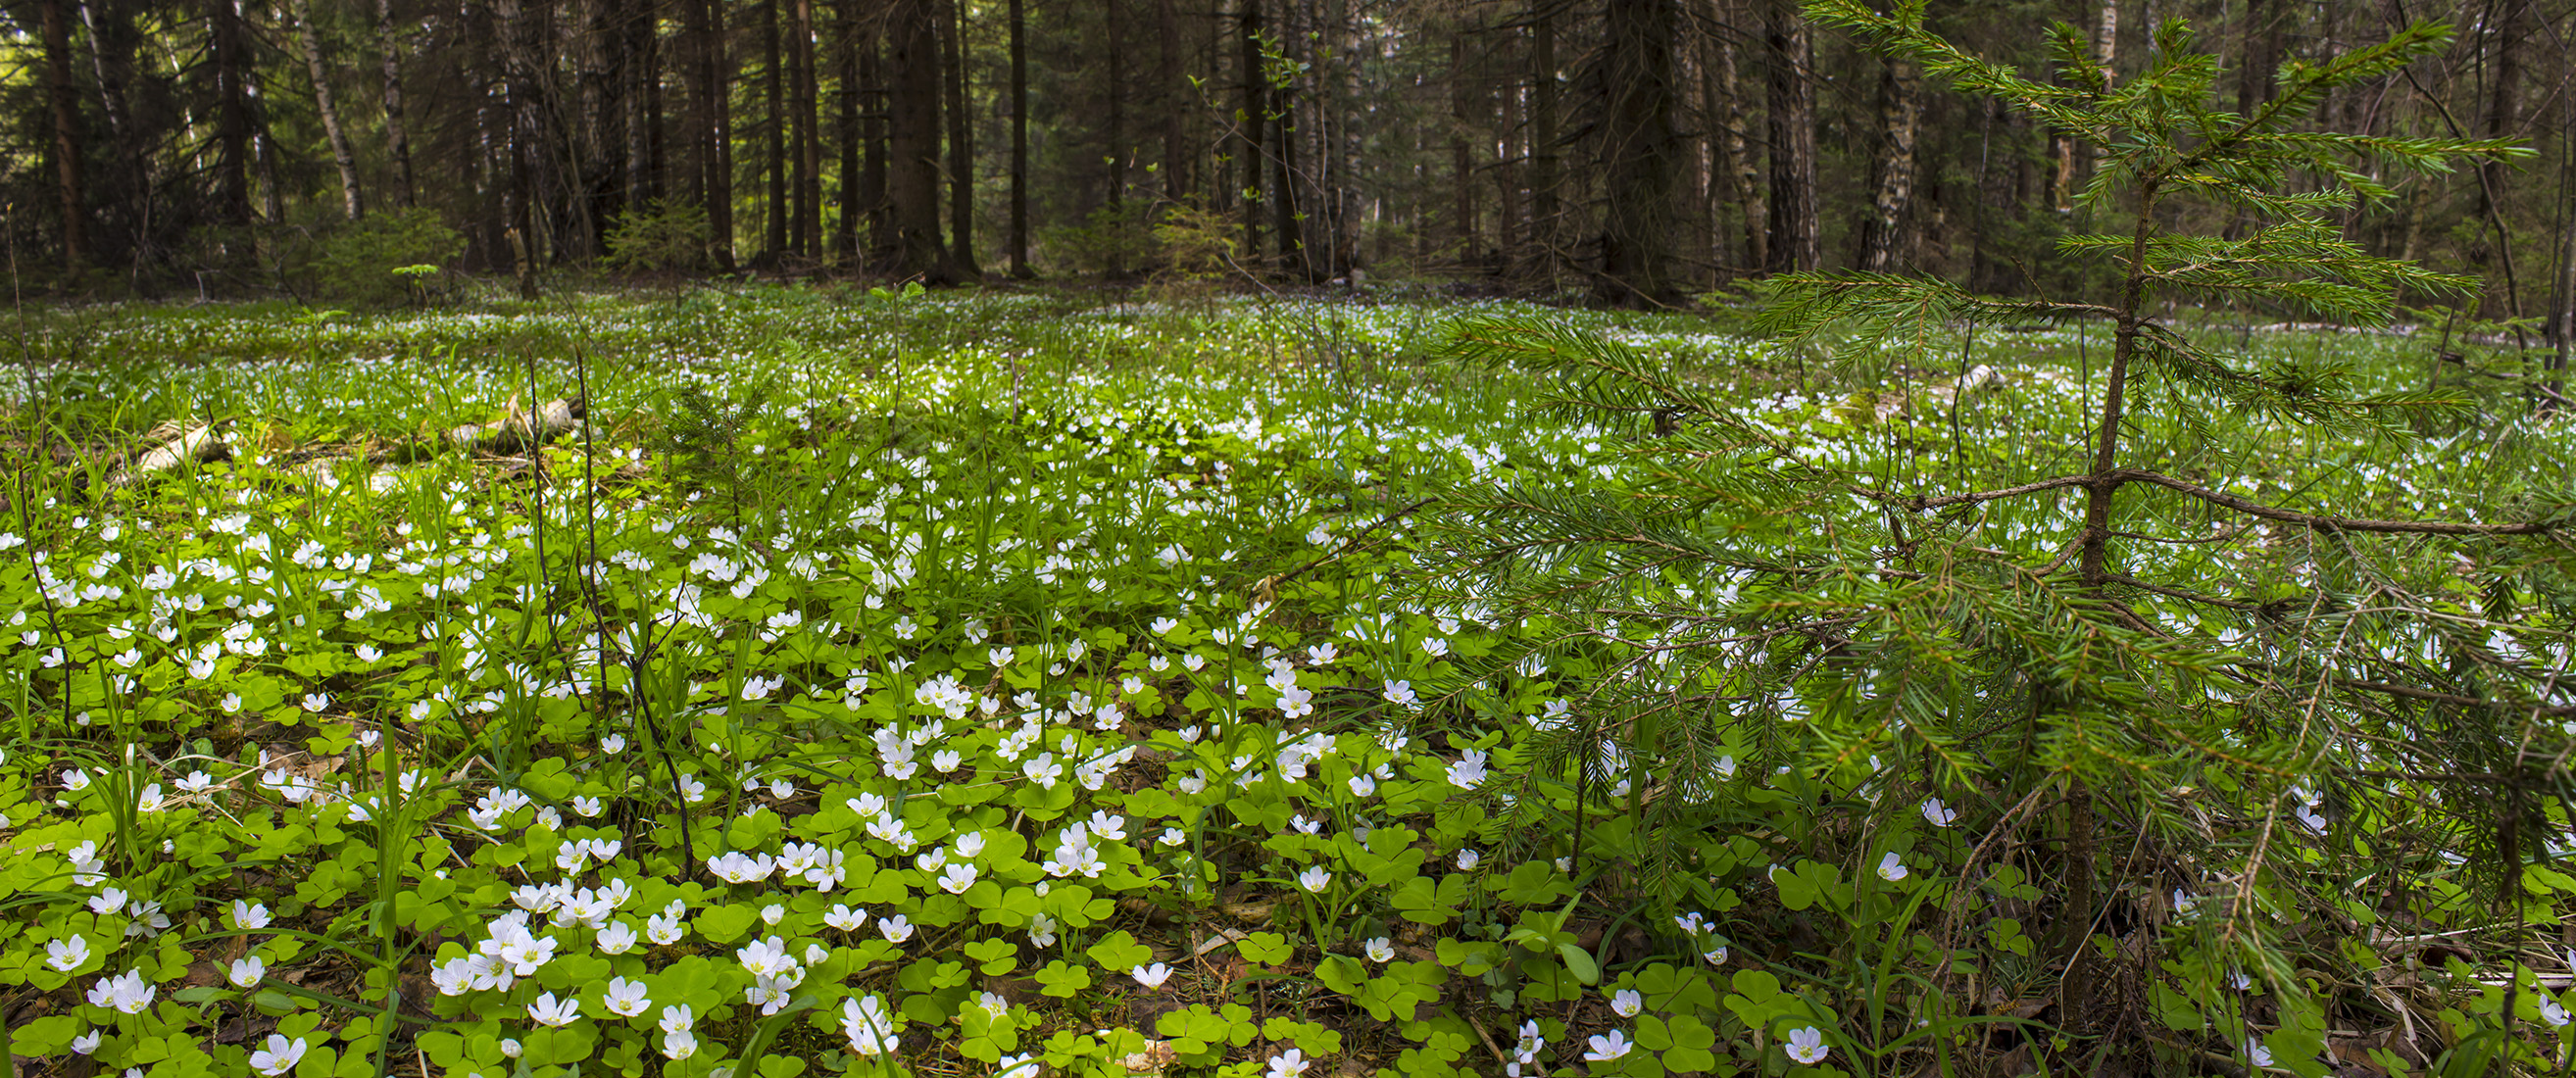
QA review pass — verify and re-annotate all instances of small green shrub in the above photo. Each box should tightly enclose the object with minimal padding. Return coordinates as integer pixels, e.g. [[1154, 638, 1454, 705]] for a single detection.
[[607, 200, 716, 275], [310, 209, 465, 307], [1038, 206, 1158, 277]]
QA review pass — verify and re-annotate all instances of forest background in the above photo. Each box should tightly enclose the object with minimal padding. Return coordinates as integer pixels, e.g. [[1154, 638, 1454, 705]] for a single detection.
[[1, 0, 2570, 316]]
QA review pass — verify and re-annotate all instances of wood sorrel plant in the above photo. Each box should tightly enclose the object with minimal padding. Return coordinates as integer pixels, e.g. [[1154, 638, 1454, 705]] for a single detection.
[[1427, 5, 2570, 1073]]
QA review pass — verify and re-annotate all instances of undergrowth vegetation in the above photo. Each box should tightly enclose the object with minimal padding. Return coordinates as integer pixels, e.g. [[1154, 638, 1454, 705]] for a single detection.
[[3, 24, 2576, 1069]]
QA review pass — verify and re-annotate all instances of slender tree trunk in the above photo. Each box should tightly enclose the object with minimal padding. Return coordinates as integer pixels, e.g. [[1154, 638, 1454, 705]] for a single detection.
[[1159, 0, 1186, 201], [862, 18, 891, 261], [41, 0, 86, 267], [763, 0, 787, 260], [623, 0, 658, 220], [1237, 0, 1264, 264], [1528, 2, 1559, 272], [209, 0, 253, 228], [1761, 0, 1817, 271], [1107, 0, 1127, 275], [2234, 0, 2279, 116], [1598, 0, 1676, 306], [943, 0, 977, 275], [1498, 50, 1520, 260], [1269, 0, 1297, 268], [376, 0, 417, 209], [2477, 0, 2529, 317], [2088, 0, 2116, 178], [1713, 17, 1760, 273], [684, 0, 735, 268], [795, 0, 820, 259], [1855, 58, 1919, 271], [1010, 0, 1032, 275], [646, 4, 666, 204], [565, 0, 614, 258], [495, 0, 545, 283], [80, 0, 131, 147], [2051, 0, 2115, 212], [887, 0, 948, 278], [1451, 29, 1476, 264], [836, 0, 861, 260], [290, 0, 365, 220], [1326, 0, 1359, 273]]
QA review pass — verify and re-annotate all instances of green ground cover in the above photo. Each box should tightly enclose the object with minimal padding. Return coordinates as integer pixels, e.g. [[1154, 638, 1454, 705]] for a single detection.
[[1, 286, 2571, 1077]]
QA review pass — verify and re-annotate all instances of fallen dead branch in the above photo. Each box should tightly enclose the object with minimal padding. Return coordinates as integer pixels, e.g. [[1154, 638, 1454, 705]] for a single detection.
[[442, 397, 586, 456], [110, 420, 230, 488]]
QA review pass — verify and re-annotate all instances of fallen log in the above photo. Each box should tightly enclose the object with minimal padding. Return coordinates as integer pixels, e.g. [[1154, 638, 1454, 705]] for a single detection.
[[110, 421, 230, 488], [442, 397, 586, 456]]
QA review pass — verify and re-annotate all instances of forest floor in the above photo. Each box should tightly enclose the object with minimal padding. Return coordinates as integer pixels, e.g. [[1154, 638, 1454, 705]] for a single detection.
[[0, 285, 2564, 1077]]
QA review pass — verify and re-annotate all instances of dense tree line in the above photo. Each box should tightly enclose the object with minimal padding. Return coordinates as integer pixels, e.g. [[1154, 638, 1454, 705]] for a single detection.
[[0, 0, 2570, 313]]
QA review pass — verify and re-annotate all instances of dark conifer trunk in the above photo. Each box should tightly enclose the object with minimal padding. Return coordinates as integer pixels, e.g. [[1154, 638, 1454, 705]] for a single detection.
[[794, 0, 820, 259], [1451, 29, 1475, 263], [1236, 0, 1264, 264], [1855, 58, 1919, 272], [208, 0, 254, 228], [1597, 0, 1676, 306], [1761, 0, 1818, 271], [686, 0, 735, 268], [1009, 0, 1031, 275], [377, 0, 417, 209], [835, 0, 862, 261], [41, 0, 86, 268], [1528, 2, 1559, 273], [943, 0, 977, 275], [887, 0, 949, 279], [290, 0, 364, 220], [763, 0, 788, 261], [1106, 0, 1126, 276], [861, 18, 891, 261], [1158, 0, 1186, 201]]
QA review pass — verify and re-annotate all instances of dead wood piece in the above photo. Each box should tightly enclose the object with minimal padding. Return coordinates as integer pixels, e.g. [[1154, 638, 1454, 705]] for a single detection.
[[444, 397, 587, 456], [111, 421, 229, 487]]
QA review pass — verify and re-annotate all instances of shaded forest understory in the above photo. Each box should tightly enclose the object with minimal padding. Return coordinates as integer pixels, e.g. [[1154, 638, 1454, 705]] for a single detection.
[[2, 0, 2574, 315]]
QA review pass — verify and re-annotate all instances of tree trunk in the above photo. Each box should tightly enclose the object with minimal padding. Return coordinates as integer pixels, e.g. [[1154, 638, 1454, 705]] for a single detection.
[[683, 0, 735, 268], [41, 0, 86, 268], [1498, 48, 1520, 259], [2233, 0, 2279, 116], [887, 0, 949, 279], [1760, 0, 1817, 272], [1107, 0, 1127, 275], [763, 0, 788, 261], [943, 0, 978, 275], [2477, 0, 2528, 316], [1326, 0, 1359, 274], [1451, 29, 1476, 264], [1598, 0, 1676, 306], [495, 0, 545, 274], [291, 0, 366, 220], [376, 0, 417, 209], [2052, 0, 2115, 212], [861, 16, 891, 261], [1268, 1, 1297, 268], [564, 0, 614, 259], [623, 0, 658, 220], [208, 0, 253, 227], [1159, 0, 1186, 201], [795, 0, 820, 259], [1009, 0, 1032, 275], [1236, 0, 1264, 265], [835, 0, 861, 261], [79, 0, 131, 148], [1711, 6, 1762, 274], [1855, 58, 1919, 272], [1528, 2, 1559, 273]]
